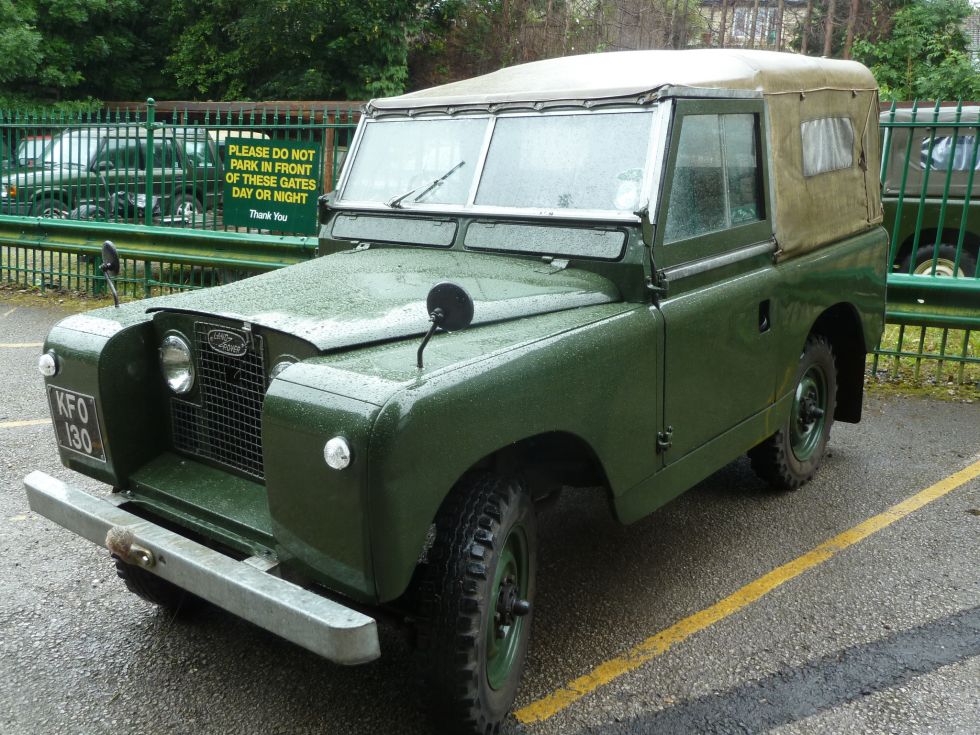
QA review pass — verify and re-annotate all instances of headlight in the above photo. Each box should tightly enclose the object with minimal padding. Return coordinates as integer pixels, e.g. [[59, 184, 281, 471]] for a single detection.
[[160, 334, 194, 394], [323, 436, 352, 470], [269, 358, 297, 382]]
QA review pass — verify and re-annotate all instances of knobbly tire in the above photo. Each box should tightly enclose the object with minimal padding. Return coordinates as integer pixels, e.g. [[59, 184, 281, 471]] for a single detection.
[[113, 556, 202, 615], [749, 335, 838, 491], [414, 473, 537, 734]]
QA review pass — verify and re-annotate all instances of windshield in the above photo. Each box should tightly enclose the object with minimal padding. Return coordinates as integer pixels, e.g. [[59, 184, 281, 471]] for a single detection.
[[16, 137, 50, 165], [338, 110, 656, 216], [39, 132, 100, 167]]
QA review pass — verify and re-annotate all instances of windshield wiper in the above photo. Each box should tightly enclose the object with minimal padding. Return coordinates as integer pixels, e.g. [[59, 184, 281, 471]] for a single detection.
[[386, 160, 465, 209]]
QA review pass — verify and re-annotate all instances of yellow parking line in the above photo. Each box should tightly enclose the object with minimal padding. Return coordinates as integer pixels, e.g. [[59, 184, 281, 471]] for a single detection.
[[0, 419, 49, 429], [516, 458, 980, 724], [0, 342, 42, 348]]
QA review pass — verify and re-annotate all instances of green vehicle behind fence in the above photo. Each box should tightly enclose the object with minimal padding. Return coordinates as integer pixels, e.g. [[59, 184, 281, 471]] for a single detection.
[[24, 50, 887, 733], [0, 125, 221, 221], [881, 106, 979, 278]]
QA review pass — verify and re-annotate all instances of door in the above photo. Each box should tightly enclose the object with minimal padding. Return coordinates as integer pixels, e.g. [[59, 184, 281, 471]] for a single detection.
[[653, 99, 778, 463]]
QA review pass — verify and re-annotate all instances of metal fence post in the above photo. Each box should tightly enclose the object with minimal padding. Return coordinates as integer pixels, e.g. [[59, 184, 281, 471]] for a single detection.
[[145, 98, 156, 227]]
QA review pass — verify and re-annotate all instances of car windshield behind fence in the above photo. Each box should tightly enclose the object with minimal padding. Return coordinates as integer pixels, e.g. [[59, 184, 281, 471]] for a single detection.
[[339, 111, 655, 216]]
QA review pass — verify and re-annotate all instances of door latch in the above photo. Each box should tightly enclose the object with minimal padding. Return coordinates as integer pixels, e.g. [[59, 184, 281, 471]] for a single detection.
[[656, 426, 673, 453]]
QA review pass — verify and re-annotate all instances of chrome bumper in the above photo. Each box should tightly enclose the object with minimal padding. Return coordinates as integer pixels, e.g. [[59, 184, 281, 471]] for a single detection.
[[23, 470, 380, 665]]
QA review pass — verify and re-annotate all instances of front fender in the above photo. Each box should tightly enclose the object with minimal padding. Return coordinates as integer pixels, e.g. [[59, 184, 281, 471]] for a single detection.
[[367, 306, 661, 602]]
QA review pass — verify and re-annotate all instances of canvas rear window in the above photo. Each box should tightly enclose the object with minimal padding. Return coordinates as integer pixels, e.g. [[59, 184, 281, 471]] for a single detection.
[[801, 117, 854, 177]]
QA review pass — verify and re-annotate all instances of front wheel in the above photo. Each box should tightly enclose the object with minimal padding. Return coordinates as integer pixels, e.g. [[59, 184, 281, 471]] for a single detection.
[[749, 335, 838, 491], [414, 473, 537, 734]]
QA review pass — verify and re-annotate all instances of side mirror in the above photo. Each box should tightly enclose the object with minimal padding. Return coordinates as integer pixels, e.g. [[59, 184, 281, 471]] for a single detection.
[[426, 282, 474, 332], [417, 282, 474, 369], [101, 240, 120, 277], [100, 240, 121, 308]]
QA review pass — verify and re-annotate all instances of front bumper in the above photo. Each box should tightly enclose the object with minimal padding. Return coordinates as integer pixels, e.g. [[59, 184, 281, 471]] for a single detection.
[[24, 471, 380, 665]]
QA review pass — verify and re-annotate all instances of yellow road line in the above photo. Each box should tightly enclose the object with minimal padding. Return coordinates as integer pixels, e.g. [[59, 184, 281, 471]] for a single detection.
[[0, 419, 49, 429], [516, 458, 980, 724], [0, 342, 42, 348]]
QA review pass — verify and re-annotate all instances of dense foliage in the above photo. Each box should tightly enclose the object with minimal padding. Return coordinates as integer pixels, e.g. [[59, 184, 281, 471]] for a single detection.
[[852, 0, 980, 100], [0, 0, 976, 104]]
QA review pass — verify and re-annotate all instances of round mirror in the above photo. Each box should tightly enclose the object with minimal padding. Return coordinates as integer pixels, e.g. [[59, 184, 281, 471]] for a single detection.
[[101, 240, 120, 278], [426, 282, 474, 332]]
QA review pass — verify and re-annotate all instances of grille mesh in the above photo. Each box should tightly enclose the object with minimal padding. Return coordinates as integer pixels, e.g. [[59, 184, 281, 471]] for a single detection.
[[172, 322, 266, 479]]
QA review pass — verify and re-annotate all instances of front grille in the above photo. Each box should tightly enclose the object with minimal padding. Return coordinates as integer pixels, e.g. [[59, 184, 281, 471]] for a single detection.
[[172, 322, 266, 479]]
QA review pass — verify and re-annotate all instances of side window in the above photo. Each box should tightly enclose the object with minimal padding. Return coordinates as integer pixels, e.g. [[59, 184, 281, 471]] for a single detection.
[[664, 113, 763, 243], [96, 140, 142, 169], [154, 139, 178, 168], [921, 134, 980, 172], [800, 117, 854, 177]]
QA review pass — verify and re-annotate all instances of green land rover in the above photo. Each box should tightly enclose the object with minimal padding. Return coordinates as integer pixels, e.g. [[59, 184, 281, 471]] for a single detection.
[[0, 125, 220, 220], [25, 50, 886, 733], [880, 107, 979, 278]]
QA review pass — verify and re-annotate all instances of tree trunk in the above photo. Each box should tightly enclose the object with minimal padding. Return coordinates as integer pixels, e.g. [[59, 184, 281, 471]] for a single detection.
[[719, 0, 729, 48], [776, 0, 785, 51], [843, 0, 860, 59], [801, 0, 813, 54], [749, 0, 760, 48], [823, 0, 837, 57]]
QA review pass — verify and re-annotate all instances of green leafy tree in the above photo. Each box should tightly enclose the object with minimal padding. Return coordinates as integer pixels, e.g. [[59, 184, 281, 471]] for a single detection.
[[852, 0, 980, 100], [167, 0, 429, 100], [0, 0, 41, 85]]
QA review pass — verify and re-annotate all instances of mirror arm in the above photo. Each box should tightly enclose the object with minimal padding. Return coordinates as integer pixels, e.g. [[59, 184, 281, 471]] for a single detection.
[[416, 308, 445, 370]]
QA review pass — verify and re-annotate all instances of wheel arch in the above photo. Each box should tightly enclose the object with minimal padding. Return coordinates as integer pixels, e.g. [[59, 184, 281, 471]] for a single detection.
[[809, 302, 867, 423]]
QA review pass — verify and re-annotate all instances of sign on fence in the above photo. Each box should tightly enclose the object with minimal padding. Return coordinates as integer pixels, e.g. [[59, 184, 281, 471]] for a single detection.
[[222, 137, 322, 234]]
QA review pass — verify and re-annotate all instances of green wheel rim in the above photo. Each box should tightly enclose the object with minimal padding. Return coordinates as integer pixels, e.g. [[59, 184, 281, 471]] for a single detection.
[[790, 364, 827, 462], [486, 523, 528, 691]]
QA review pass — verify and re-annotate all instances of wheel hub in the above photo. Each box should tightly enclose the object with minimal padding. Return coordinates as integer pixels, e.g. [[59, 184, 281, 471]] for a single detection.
[[494, 575, 531, 636]]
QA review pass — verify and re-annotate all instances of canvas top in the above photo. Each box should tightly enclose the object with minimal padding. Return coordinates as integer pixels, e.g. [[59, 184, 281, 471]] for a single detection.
[[370, 49, 877, 112]]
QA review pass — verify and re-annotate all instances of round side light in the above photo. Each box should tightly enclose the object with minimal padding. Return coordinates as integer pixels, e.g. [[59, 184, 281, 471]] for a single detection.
[[37, 351, 58, 377], [323, 437, 353, 470], [160, 334, 194, 394]]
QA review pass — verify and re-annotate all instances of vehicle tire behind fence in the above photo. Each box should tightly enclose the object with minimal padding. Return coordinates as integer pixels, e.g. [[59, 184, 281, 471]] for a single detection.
[[899, 243, 978, 278], [414, 472, 537, 735], [749, 335, 838, 491], [113, 556, 203, 615], [172, 193, 203, 222], [34, 198, 70, 219]]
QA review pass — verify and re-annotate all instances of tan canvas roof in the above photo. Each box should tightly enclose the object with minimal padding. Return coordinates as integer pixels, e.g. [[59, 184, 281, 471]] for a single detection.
[[371, 49, 877, 111]]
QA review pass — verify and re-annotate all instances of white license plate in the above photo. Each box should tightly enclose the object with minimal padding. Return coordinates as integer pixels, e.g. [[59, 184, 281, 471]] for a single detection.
[[48, 386, 106, 462]]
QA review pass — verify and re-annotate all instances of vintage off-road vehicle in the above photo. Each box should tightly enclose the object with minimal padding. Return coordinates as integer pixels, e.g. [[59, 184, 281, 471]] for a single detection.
[[880, 106, 979, 278], [26, 50, 886, 733]]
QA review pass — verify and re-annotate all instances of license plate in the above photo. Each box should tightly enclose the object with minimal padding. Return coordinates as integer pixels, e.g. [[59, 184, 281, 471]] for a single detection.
[[48, 386, 106, 462]]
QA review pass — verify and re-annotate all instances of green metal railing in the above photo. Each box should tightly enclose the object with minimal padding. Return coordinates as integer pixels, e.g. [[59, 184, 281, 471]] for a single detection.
[[1, 98, 357, 295], [873, 100, 980, 385]]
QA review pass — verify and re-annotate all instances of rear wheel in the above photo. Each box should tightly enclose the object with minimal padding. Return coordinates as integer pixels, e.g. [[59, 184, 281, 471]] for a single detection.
[[172, 193, 203, 222], [414, 472, 536, 735], [749, 335, 837, 491], [899, 244, 977, 278], [113, 556, 202, 615]]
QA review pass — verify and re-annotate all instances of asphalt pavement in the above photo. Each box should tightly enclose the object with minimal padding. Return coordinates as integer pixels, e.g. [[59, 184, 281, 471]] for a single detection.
[[1, 294, 978, 735]]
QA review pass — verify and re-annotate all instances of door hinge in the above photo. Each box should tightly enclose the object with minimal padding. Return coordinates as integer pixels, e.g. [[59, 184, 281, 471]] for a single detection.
[[656, 426, 673, 453]]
